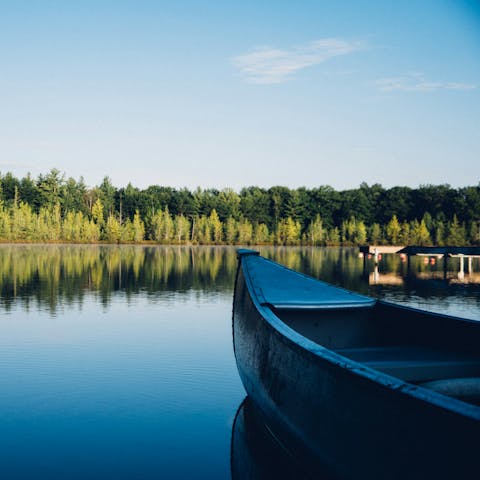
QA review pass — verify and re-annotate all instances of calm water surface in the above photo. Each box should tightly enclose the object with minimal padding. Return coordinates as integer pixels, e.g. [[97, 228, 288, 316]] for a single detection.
[[0, 245, 478, 478]]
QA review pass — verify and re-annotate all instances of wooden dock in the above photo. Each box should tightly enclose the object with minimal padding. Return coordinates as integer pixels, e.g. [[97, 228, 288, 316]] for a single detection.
[[360, 245, 480, 280], [360, 245, 480, 257], [397, 246, 480, 257], [359, 245, 405, 255]]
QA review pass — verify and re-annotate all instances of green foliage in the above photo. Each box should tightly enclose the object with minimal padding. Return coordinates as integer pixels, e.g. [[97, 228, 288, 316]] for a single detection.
[[174, 214, 191, 243], [209, 209, 223, 244], [105, 215, 121, 243], [0, 170, 478, 246], [92, 199, 104, 227], [369, 223, 382, 244], [193, 215, 212, 244], [132, 210, 145, 243], [237, 218, 253, 245], [224, 217, 238, 244], [326, 227, 340, 246], [411, 219, 432, 246], [306, 215, 325, 246], [386, 215, 401, 244], [276, 217, 301, 245], [152, 207, 174, 243], [0, 202, 11, 238], [446, 215, 466, 246], [254, 223, 270, 244]]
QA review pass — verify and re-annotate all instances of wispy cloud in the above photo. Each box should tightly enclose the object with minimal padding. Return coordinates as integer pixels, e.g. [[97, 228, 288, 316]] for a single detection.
[[374, 73, 477, 92], [231, 38, 365, 84]]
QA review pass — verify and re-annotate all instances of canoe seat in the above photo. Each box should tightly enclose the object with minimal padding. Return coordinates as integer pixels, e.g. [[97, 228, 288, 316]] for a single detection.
[[419, 377, 480, 406], [335, 346, 480, 383]]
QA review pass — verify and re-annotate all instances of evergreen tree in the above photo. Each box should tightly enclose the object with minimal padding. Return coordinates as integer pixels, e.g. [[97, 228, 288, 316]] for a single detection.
[[353, 220, 367, 245], [105, 215, 121, 243], [306, 214, 324, 246], [92, 199, 104, 228], [237, 218, 253, 245], [132, 210, 145, 243], [254, 223, 270, 244], [399, 221, 411, 245], [369, 223, 382, 244], [0, 202, 11, 239], [276, 217, 301, 245], [326, 227, 340, 245], [121, 219, 134, 242], [224, 217, 238, 244], [434, 220, 445, 246], [386, 215, 401, 244], [209, 209, 223, 243], [162, 208, 174, 242], [195, 215, 212, 244], [174, 214, 191, 243], [446, 215, 466, 246], [412, 219, 431, 246]]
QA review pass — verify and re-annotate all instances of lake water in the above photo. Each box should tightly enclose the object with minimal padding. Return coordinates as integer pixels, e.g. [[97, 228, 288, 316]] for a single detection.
[[0, 245, 478, 479]]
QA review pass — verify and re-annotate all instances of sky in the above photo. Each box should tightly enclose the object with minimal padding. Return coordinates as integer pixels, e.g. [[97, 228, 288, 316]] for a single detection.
[[0, 0, 479, 191]]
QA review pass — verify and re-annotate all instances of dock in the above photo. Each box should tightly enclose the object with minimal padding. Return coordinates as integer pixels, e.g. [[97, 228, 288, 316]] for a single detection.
[[359, 245, 405, 255], [397, 246, 480, 257], [360, 245, 480, 280]]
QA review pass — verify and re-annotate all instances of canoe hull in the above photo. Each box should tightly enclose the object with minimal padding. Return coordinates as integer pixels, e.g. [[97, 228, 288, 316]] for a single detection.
[[233, 255, 480, 479]]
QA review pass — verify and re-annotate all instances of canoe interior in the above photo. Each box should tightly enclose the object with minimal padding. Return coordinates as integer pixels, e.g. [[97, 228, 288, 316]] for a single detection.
[[273, 302, 480, 404]]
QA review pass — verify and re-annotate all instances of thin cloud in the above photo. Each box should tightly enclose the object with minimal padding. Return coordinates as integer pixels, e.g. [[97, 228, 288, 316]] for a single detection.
[[374, 73, 477, 92], [231, 38, 365, 84]]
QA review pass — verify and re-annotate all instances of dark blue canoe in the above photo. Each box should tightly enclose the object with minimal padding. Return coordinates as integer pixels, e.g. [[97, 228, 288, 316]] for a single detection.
[[232, 250, 480, 479]]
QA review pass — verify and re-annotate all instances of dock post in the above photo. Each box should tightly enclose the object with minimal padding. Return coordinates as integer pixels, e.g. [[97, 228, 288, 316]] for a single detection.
[[443, 254, 448, 279], [373, 264, 380, 283], [458, 255, 465, 280]]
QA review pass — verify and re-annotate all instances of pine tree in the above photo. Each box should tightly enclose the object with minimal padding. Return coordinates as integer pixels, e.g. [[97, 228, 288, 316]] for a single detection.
[[163, 208, 174, 242], [224, 217, 238, 244], [209, 209, 223, 244], [412, 219, 431, 246], [92, 199, 104, 227], [237, 218, 253, 245], [0, 202, 11, 239], [132, 210, 145, 243], [386, 215, 401, 245], [174, 214, 191, 243], [254, 223, 270, 244], [105, 215, 121, 243], [446, 215, 466, 246], [307, 214, 324, 246], [353, 221, 367, 245], [369, 223, 382, 244], [399, 221, 411, 245]]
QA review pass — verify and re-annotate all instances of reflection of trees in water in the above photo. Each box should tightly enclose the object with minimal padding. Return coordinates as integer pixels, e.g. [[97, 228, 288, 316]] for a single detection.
[[0, 245, 240, 313], [0, 245, 478, 314]]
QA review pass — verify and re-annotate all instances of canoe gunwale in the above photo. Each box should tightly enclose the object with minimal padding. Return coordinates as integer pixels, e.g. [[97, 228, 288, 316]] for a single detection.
[[236, 250, 480, 421], [262, 302, 375, 310]]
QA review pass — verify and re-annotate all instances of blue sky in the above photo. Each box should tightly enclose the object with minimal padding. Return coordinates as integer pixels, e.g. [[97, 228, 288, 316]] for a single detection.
[[0, 0, 479, 190]]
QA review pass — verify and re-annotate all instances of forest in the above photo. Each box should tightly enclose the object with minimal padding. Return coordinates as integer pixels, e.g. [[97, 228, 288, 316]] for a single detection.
[[0, 169, 479, 246]]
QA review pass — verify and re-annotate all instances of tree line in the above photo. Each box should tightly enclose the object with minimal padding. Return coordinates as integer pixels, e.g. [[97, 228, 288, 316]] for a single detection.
[[0, 169, 479, 245]]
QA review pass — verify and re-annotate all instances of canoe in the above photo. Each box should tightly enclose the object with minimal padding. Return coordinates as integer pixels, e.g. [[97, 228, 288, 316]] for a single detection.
[[232, 249, 480, 479]]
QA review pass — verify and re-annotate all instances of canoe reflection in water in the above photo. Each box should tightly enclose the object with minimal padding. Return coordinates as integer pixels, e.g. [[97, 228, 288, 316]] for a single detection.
[[231, 397, 336, 480]]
